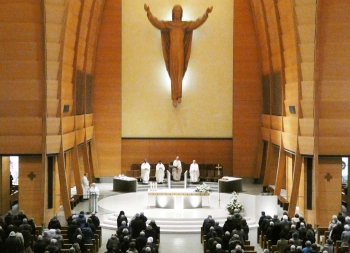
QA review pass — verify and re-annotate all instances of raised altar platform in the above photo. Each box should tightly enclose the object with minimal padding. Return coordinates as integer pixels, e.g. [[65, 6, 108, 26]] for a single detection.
[[148, 188, 210, 209]]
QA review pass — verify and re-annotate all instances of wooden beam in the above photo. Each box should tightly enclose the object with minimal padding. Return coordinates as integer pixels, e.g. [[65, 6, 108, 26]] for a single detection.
[[288, 149, 302, 217], [57, 149, 71, 219], [274, 140, 286, 196]]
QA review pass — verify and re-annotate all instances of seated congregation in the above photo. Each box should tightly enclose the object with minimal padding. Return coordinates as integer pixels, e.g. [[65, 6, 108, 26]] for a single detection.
[[0, 209, 103, 253], [105, 210, 160, 253]]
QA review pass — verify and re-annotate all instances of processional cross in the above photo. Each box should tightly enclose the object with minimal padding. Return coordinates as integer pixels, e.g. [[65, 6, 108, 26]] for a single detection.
[[216, 164, 222, 176]]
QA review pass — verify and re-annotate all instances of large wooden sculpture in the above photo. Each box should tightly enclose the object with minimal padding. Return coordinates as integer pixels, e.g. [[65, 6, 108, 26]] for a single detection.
[[144, 4, 213, 107]]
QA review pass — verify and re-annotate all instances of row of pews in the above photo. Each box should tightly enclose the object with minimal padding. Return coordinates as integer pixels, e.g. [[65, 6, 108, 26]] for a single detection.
[[201, 233, 257, 253], [317, 227, 349, 253], [60, 226, 102, 253]]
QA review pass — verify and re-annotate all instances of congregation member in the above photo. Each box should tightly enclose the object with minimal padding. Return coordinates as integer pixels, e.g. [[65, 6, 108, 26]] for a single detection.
[[155, 160, 165, 184], [141, 159, 151, 184], [106, 234, 120, 253], [89, 212, 100, 228], [189, 159, 200, 183], [172, 156, 182, 181]]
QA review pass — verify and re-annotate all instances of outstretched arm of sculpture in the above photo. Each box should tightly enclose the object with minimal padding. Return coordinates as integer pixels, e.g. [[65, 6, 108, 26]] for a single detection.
[[187, 6, 213, 31], [144, 4, 167, 30]]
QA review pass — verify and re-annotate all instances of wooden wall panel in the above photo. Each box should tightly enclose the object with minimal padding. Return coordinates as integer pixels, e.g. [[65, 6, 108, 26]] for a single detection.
[[261, 127, 270, 141], [316, 157, 342, 226], [18, 156, 45, 225], [62, 117, 75, 134], [271, 130, 281, 145], [283, 117, 298, 134], [0, 118, 42, 135], [282, 132, 297, 152], [319, 137, 350, 155], [271, 116, 282, 131], [46, 136, 61, 154], [63, 132, 75, 151], [121, 139, 233, 177], [299, 118, 314, 136], [298, 136, 314, 155], [0, 136, 41, 154]]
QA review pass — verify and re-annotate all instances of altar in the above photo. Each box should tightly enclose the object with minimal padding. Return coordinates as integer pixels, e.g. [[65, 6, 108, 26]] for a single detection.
[[148, 188, 210, 209]]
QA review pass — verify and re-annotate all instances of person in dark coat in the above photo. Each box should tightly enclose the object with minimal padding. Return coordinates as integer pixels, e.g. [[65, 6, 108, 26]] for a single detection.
[[223, 216, 235, 234], [45, 238, 60, 253], [331, 221, 344, 243], [87, 218, 96, 234], [135, 231, 147, 253], [4, 231, 22, 253], [120, 236, 130, 253], [89, 213, 100, 228], [117, 211, 127, 227], [221, 231, 231, 250], [81, 222, 94, 244], [214, 221, 223, 238], [67, 220, 79, 243], [205, 216, 216, 234], [144, 225, 156, 243], [4, 211, 13, 227], [33, 235, 47, 253], [149, 220, 160, 242], [140, 212, 148, 224], [47, 216, 61, 230], [117, 215, 128, 228], [76, 212, 87, 229], [130, 213, 146, 239], [106, 234, 120, 253]]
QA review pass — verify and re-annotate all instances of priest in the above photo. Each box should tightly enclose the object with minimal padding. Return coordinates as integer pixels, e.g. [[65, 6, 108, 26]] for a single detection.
[[155, 160, 165, 183], [189, 160, 200, 183], [141, 159, 151, 184], [172, 156, 182, 181]]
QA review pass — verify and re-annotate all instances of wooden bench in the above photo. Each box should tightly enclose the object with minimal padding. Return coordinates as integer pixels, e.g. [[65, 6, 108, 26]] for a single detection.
[[70, 195, 81, 209], [317, 227, 328, 245]]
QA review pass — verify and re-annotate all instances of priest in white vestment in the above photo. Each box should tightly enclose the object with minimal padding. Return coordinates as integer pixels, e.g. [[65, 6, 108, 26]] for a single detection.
[[82, 173, 89, 199], [141, 159, 151, 184], [155, 160, 165, 183], [189, 160, 200, 182], [172, 156, 182, 181]]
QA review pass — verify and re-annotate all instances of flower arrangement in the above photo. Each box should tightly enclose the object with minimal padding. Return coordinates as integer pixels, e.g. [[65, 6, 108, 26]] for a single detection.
[[226, 191, 244, 213], [194, 183, 213, 193]]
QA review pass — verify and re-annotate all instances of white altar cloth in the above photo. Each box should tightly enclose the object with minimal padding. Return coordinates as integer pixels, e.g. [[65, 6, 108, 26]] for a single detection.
[[148, 189, 210, 209]]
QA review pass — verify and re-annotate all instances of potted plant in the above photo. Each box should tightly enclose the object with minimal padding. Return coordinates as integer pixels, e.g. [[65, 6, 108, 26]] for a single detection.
[[225, 191, 244, 214]]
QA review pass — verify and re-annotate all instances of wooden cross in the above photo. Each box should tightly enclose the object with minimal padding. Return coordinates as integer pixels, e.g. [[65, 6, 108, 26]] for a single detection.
[[28, 172, 36, 180], [216, 164, 222, 176], [325, 173, 332, 182]]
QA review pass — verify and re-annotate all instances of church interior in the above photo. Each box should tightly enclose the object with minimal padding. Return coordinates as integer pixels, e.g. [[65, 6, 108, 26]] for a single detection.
[[1, 0, 350, 248]]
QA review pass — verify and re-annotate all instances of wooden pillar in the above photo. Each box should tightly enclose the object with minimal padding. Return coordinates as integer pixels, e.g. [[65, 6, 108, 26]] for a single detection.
[[0, 157, 10, 214], [18, 156, 45, 225], [274, 142, 286, 196]]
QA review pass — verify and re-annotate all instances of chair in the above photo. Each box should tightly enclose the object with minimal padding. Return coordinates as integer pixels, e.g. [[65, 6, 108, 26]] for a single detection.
[[199, 164, 207, 181], [133, 170, 141, 182], [205, 164, 215, 181]]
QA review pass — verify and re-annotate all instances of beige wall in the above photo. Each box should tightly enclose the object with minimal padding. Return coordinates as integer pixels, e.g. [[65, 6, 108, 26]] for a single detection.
[[122, 0, 233, 138]]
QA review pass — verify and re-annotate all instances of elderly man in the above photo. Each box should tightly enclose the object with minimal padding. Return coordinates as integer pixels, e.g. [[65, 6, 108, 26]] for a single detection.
[[89, 183, 99, 213], [155, 160, 165, 184], [189, 160, 200, 183], [172, 156, 182, 181], [141, 159, 151, 184]]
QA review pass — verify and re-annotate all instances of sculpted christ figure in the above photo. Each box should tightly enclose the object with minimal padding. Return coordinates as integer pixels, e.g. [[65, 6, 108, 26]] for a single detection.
[[144, 4, 213, 107]]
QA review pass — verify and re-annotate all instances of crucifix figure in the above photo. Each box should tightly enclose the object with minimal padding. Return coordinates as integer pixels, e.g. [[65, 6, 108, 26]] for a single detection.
[[28, 172, 36, 180], [144, 4, 213, 107], [215, 164, 222, 176]]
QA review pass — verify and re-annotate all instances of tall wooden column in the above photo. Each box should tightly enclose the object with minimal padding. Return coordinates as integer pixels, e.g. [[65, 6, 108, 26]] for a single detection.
[[0, 157, 10, 214]]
